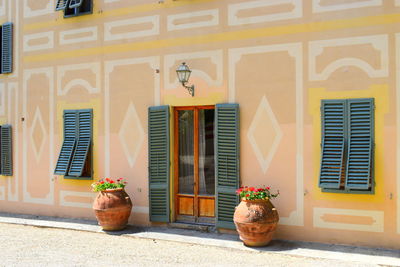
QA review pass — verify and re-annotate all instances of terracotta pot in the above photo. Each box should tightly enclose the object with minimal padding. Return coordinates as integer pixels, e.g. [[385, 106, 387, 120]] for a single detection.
[[233, 199, 279, 247], [92, 188, 133, 231]]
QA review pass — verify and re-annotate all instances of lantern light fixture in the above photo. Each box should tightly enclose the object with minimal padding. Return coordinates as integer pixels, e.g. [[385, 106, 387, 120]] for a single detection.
[[176, 62, 194, 97]]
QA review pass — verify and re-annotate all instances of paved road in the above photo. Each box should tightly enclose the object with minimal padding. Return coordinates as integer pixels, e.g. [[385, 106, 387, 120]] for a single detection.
[[0, 223, 384, 267]]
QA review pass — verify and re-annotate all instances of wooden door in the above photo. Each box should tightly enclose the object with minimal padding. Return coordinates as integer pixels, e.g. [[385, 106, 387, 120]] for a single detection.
[[174, 106, 215, 225]]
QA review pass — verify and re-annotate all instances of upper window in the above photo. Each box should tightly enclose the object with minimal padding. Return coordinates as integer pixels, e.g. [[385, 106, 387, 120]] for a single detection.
[[55, 0, 92, 18], [319, 98, 374, 193], [0, 22, 12, 74], [54, 109, 93, 179]]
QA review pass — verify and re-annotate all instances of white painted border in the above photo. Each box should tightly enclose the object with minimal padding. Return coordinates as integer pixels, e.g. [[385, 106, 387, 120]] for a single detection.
[[23, 31, 54, 52], [59, 26, 98, 45], [60, 191, 96, 208], [396, 33, 400, 234], [167, 9, 219, 31], [247, 95, 282, 174], [228, 0, 302, 26], [23, 0, 54, 18], [133, 206, 149, 214], [0, 186, 4, 200], [229, 43, 304, 226], [23, 67, 54, 205], [0, 0, 6, 18], [312, 0, 382, 13], [104, 56, 160, 176], [7, 82, 18, 202], [104, 15, 160, 41], [313, 208, 384, 232], [396, 0, 400, 6], [309, 35, 389, 81], [0, 83, 5, 116], [57, 62, 100, 96], [164, 50, 223, 90]]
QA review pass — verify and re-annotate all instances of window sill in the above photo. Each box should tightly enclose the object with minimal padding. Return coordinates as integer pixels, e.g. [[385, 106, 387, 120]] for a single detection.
[[321, 188, 374, 195], [64, 176, 92, 180]]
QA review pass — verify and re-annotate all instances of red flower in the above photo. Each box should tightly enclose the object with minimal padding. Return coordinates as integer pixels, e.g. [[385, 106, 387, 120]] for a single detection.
[[257, 188, 263, 192], [248, 187, 255, 191], [236, 188, 242, 194], [100, 181, 104, 184], [110, 180, 114, 184], [266, 187, 271, 190], [105, 178, 110, 182], [245, 194, 250, 197]]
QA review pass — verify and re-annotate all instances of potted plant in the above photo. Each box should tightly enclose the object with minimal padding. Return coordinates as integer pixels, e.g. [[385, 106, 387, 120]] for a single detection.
[[91, 178, 132, 231], [233, 186, 279, 247]]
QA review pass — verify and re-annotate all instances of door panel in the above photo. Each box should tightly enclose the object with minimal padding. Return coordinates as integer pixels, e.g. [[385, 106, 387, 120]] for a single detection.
[[175, 106, 215, 224]]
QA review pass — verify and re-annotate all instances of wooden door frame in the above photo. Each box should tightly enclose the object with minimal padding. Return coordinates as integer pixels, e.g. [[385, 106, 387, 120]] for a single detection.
[[173, 105, 215, 223]]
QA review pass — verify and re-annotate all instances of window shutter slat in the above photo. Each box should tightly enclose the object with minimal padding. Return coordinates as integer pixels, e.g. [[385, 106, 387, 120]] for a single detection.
[[67, 109, 92, 177], [69, 0, 83, 8], [148, 105, 170, 222], [1, 124, 12, 176], [345, 99, 374, 190], [215, 103, 239, 229], [56, 0, 69, 10], [1, 22, 12, 74], [319, 100, 346, 189], [54, 111, 77, 175]]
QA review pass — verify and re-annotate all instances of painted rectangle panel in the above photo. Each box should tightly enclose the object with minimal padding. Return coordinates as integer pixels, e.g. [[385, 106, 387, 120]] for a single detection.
[[167, 9, 219, 31], [313, 208, 384, 232], [312, 0, 382, 13], [228, 0, 302, 26], [104, 15, 159, 41], [23, 31, 54, 52], [60, 191, 96, 208], [0, 186, 5, 200], [59, 26, 98, 45]]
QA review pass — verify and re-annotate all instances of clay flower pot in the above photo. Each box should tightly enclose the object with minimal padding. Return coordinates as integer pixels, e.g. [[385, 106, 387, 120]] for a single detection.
[[92, 188, 132, 231], [233, 199, 279, 247]]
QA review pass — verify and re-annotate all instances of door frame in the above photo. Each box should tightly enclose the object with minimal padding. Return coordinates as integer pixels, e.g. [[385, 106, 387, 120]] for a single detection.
[[173, 105, 215, 224]]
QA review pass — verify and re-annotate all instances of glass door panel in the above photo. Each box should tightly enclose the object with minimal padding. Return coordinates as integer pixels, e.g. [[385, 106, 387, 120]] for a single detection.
[[178, 110, 194, 194]]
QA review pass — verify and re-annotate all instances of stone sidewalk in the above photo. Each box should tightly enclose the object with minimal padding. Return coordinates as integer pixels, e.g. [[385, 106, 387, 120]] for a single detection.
[[0, 212, 399, 266]]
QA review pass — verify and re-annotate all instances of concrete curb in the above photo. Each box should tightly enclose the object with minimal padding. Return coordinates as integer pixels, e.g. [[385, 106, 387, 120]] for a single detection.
[[0, 212, 399, 266]]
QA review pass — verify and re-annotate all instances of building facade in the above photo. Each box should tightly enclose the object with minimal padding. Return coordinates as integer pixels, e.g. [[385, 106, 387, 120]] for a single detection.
[[0, 0, 399, 249]]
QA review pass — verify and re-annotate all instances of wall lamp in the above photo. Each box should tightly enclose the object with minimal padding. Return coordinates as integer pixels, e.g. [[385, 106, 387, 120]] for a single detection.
[[176, 62, 195, 97]]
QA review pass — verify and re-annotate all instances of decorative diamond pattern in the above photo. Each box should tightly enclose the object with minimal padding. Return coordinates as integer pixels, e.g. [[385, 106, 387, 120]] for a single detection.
[[30, 107, 47, 162], [118, 103, 145, 168], [247, 95, 282, 174]]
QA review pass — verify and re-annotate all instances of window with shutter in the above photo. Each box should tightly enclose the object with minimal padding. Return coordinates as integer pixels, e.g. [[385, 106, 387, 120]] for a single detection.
[[319, 98, 374, 193], [54, 109, 92, 179], [215, 104, 240, 229], [55, 0, 92, 17], [148, 106, 170, 222], [1, 124, 12, 176]]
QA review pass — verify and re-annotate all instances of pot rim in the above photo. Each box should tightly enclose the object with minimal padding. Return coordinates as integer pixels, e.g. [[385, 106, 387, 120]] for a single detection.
[[99, 188, 125, 193], [241, 198, 270, 202]]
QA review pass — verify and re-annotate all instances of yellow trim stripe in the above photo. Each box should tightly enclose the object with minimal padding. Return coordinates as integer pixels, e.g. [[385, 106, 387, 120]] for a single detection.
[[24, 13, 400, 63]]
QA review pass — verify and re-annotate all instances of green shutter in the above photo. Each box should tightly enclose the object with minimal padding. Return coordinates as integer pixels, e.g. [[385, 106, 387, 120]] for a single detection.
[[215, 104, 239, 229], [148, 106, 170, 222], [54, 110, 77, 175], [68, 109, 92, 177], [345, 99, 374, 190], [69, 0, 83, 8], [1, 22, 12, 74], [1, 124, 12, 176], [319, 100, 346, 189], [56, 0, 69, 10]]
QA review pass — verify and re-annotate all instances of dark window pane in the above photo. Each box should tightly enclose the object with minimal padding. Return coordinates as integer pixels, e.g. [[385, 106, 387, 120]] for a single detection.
[[199, 109, 215, 195], [178, 110, 194, 194]]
